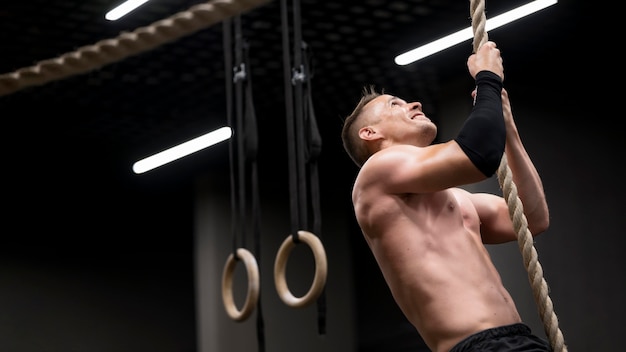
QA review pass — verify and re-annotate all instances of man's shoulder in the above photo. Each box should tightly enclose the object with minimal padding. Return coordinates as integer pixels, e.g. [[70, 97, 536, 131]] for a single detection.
[[356, 148, 407, 184], [362, 145, 421, 168], [354, 145, 426, 198]]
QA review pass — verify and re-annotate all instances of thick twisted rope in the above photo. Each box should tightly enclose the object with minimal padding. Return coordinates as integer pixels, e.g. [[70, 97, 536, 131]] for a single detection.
[[0, 0, 271, 97], [470, 1, 566, 350]]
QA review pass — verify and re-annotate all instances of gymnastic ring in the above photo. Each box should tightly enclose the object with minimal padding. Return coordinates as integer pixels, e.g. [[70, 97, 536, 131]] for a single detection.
[[221, 248, 260, 322], [274, 230, 327, 308]]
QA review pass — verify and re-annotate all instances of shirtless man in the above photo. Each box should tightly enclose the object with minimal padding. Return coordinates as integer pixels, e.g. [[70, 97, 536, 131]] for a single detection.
[[341, 41, 552, 351]]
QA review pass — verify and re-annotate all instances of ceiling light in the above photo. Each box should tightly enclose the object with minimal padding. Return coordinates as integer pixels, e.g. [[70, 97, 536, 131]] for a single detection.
[[132, 126, 232, 174], [105, 0, 151, 21], [394, 0, 557, 66]]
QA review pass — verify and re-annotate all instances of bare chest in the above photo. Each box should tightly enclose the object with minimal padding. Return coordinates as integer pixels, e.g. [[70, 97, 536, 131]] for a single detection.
[[357, 188, 481, 242]]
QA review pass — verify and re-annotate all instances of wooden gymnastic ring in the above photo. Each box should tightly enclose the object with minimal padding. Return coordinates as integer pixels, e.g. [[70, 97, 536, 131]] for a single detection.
[[274, 230, 327, 308], [221, 248, 260, 321]]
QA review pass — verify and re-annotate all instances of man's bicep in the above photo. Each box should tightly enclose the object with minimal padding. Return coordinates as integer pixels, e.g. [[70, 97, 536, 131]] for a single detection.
[[390, 142, 487, 194], [470, 192, 518, 244]]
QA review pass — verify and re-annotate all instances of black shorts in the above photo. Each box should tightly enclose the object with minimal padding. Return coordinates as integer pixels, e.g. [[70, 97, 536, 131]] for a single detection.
[[449, 323, 552, 351]]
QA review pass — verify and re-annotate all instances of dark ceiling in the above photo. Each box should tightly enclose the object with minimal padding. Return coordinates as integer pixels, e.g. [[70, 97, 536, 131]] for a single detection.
[[0, 0, 583, 255]]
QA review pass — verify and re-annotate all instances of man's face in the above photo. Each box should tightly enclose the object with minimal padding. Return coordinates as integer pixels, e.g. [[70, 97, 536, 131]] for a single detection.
[[362, 94, 436, 147]]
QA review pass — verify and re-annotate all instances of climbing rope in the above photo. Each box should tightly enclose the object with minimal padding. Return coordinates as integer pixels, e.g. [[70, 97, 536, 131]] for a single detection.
[[0, 0, 271, 97], [469, 1, 567, 350]]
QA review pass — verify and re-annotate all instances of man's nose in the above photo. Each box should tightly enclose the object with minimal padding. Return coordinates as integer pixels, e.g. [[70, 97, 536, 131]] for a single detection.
[[408, 102, 422, 110]]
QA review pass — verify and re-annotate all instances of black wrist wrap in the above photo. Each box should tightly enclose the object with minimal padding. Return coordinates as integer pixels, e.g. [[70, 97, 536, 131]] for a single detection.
[[454, 71, 505, 177]]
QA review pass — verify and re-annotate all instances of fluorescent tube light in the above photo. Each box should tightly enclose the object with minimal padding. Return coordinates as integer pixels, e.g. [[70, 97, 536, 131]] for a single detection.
[[394, 0, 557, 65], [105, 0, 151, 21], [132, 126, 232, 174]]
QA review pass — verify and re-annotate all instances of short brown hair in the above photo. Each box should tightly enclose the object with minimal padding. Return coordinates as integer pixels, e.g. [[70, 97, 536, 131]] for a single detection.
[[341, 85, 382, 167]]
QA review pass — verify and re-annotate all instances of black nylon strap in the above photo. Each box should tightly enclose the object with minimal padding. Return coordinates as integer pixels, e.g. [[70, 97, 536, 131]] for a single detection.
[[243, 37, 265, 352], [223, 16, 265, 352], [280, 0, 301, 239], [292, 0, 308, 233], [302, 44, 325, 335], [234, 16, 247, 250], [222, 19, 239, 256], [281, 0, 326, 335]]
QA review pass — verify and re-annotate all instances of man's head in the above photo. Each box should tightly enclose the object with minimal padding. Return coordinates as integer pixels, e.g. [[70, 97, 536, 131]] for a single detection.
[[341, 86, 436, 168], [341, 86, 382, 167]]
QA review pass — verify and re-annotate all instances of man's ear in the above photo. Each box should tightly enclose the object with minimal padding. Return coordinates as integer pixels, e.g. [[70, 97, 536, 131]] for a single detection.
[[359, 126, 380, 141]]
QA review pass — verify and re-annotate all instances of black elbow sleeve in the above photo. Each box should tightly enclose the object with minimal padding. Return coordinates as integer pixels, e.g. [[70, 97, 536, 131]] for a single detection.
[[454, 71, 505, 177]]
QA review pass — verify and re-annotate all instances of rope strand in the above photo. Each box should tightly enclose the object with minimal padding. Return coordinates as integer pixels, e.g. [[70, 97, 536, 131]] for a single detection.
[[0, 0, 271, 97], [469, 1, 566, 350]]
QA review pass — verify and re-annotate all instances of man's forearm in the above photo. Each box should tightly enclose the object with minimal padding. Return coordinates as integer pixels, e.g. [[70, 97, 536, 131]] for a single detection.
[[504, 123, 550, 235], [454, 71, 505, 177]]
